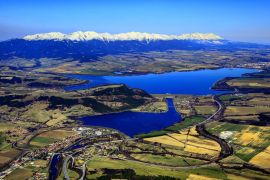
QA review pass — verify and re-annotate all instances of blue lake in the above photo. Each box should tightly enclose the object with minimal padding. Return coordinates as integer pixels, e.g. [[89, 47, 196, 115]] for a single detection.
[[65, 68, 258, 95], [66, 68, 258, 136], [80, 98, 181, 137]]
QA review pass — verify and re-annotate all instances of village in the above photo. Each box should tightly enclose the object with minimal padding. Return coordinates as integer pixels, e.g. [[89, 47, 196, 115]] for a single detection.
[[0, 127, 122, 179]]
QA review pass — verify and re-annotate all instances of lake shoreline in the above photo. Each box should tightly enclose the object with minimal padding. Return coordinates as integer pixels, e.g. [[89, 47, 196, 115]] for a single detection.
[[79, 98, 182, 137], [63, 68, 259, 137], [64, 68, 258, 94]]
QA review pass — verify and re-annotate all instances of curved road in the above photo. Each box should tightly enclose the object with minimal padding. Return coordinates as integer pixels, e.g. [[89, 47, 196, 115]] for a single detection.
[[195, 96, 233, 160], [52, 96, 231, 180]]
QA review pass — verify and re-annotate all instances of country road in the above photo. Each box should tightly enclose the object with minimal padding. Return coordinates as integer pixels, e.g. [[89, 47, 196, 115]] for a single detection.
[[50, 96, 231, 180]]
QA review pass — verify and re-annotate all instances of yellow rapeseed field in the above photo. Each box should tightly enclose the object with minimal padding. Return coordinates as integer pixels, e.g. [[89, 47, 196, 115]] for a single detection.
[[236, 132, 262, 146], [145, 126, 221, 157], [225, 106, 270, 116], [187, 174, 220, 180], [144, 135, 184, 148], [169, 133, 188, 142], [178, 127, 199, 136], [186, 136, 220, 150], [249, 146, 270, 169], [184, 145, 220, 157]]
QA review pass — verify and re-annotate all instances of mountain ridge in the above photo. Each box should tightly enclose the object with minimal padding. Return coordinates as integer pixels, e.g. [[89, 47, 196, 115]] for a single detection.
[[23, 31, 223, 41], [1, 33, 269, 63]]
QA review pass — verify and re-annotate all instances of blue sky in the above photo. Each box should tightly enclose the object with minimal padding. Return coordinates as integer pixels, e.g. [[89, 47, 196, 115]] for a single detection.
[[0, 0, 270, 43]]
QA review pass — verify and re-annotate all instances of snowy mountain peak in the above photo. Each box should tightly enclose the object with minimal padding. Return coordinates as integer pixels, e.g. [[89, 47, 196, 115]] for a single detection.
[[23, 31, 223, 41]]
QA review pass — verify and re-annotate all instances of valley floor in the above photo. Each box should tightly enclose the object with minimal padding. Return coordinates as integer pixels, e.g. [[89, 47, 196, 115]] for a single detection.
[[1, 69, 270, 179]]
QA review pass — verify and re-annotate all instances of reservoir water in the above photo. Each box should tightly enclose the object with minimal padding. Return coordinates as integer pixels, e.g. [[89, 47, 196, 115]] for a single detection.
[[80, 98, 181, 137], [48, 154, 61, 180], [65, 68, 258, 95], [65, 68, 258, 137]]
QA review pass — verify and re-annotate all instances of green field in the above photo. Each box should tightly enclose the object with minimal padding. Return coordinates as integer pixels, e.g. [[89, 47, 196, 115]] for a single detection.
[[131, 153, 206, 166], [30, 136, 57, 147], [166, 116, 205, 131], [206, 121, 247, 134], [194, 105, 217, 115], [4, 168, 33, 180], [137, 116, 205, 138], [86, 157, 227, 179], [219, 94, 244, 102]]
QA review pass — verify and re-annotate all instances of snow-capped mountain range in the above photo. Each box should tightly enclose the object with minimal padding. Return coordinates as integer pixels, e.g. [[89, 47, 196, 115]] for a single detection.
[[23, 31, 223, 41], [1, 31, 266, 62]]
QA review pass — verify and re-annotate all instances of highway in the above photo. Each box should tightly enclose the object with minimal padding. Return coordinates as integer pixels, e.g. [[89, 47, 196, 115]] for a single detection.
[[198, 96, 223, 124], [79, 161, 87, 180], [52, 97, 226, 179], [172, 95, 223, 133], [61, 137, 137, 179], [63, 155, 73, 180]]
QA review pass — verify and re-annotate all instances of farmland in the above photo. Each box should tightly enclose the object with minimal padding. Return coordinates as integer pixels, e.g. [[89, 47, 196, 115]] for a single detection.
[[250, 146, 270, 169], [86, 157, 227, 179], [144, 127, 221, 159], [30, 129, 77, 148], [1, 64, 270, 179]]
